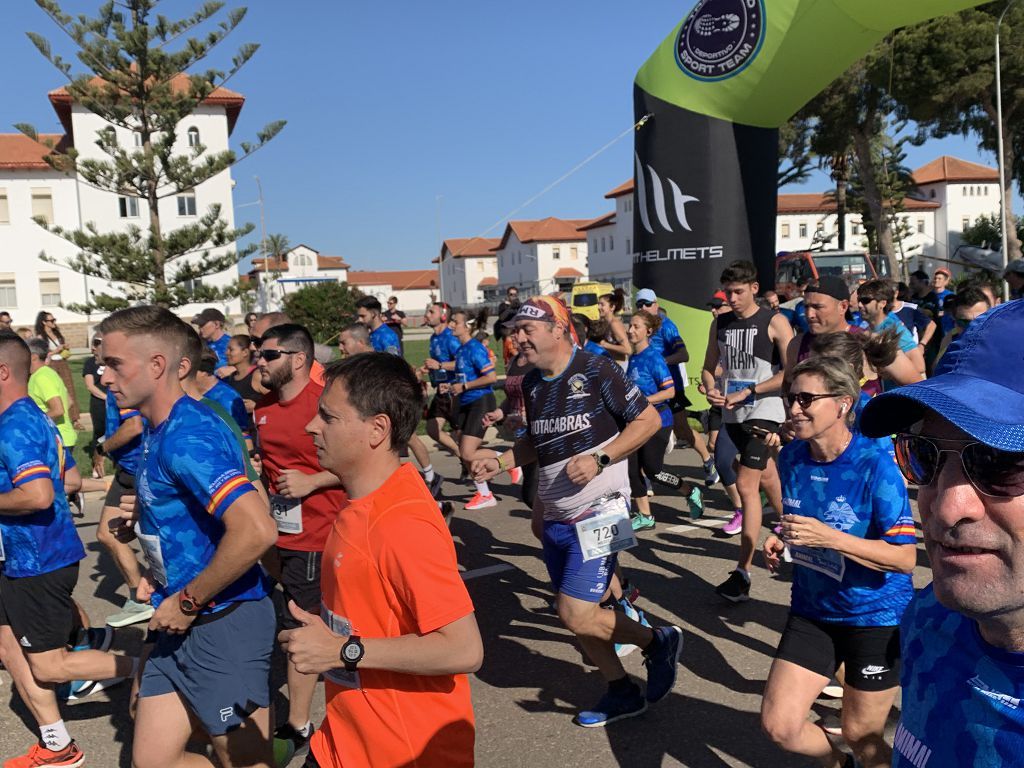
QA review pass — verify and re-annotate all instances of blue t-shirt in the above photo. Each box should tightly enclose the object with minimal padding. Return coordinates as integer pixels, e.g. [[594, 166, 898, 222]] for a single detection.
[[208, 333, 230, 372], [428, 327, 462, 385], [136, 396, 266, 610], [778, 432, 915, 626], [0, 398, 85, 577], [205, 379, 249, 436], [370, 323, 401, 356], [873, 312, 917, 354], [627, 345, 674, 428], [584, 340, 610, 357], [104, 390, 145, 475], [894, 584, 1024, 768], [648, 313, 687, 393], [852, 391, 895, 459], [453, 338, 495, 406]]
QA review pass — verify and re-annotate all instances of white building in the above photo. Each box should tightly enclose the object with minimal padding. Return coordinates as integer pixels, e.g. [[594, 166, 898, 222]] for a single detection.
[[346, 269, 440, 316], [249, 243, 350, 310], [435, 237, 499, 307], [584, 180, 635, 285], [494, 217, 593, 295], [0, 77, 248, 343]]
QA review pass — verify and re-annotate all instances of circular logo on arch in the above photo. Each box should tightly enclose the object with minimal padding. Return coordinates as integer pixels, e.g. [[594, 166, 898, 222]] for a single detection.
[[676, 0, 766, 82]]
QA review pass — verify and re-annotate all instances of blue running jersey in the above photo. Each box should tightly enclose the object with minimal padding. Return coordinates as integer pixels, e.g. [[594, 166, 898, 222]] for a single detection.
[[648, 313, 687, 392], [429, 327, 461, 385], [852, 391, 895, 460], [105, 390, 144, 474], [136, 396, 266, 610], [453, 338, 495, 405], [208, 333, 230, 371], [778, 432, 915, 626], [370, 323, 401, 356], [584, 340, 610, 358], [0, 398, 85, 577], [205, 379, 249, 435], [627, 346, 674, 428], [895, 584, 1024, 768]]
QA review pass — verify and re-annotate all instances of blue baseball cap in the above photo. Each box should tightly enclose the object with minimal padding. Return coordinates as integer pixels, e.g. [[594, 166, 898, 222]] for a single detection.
[[860, 300, 1024, 451]]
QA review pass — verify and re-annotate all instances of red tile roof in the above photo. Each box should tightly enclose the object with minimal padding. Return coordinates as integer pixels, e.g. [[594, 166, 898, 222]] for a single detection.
[[49, 74, 245, 135], [578, 212, 615, 231], [317, 255, 349, 270], [347, 269, 439, 291], [478, 277, 498, 287], [913, 156, 998, 185], [436, 237, 501, 263], [553, 267, 585, 279], [497, 217, 592, 250], [777, 193, 940, 214], [605, 179, 634, 198], [250, 257, 288, 272], [0, 133, 68, 170]]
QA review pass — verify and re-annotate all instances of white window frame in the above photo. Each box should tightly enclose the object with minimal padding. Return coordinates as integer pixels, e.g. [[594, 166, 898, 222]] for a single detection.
[[0, 189, 8, 224], [187, 126, 200, 148], [118, 196, 139, 219], [177, 192, 197, 217], [31, 189, 54, 226], [39, 273, 61, 307], [0, 274, 17, 307], [781, 223, 791, 238]]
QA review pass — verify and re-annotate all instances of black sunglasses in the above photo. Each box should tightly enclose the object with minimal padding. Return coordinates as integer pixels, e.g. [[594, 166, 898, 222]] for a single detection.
[[784, 392, 840, 409], [894, 434, 1024, 498], [635, 300, 653, 309], [256, 348, 299, 362]]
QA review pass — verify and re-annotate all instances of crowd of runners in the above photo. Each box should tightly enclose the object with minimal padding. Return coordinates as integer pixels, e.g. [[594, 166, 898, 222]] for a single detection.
[[0, 260, 1022, 768]]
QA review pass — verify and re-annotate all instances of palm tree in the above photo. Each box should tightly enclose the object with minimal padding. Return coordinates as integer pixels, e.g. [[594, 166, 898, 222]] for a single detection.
[[265, 233, 291, 266]]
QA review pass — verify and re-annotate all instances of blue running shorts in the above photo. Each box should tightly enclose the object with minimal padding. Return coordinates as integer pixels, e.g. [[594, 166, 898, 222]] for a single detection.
[[542, 520, 616, 602]]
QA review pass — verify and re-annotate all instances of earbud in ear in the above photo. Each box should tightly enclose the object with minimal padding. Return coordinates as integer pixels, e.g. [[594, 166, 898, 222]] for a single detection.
[[840, 404, 848, 414]]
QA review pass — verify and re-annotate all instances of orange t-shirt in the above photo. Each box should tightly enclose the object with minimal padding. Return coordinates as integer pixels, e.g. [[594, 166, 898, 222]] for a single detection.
[[311, 359, 326, 386], [311, 463, 476, 768]]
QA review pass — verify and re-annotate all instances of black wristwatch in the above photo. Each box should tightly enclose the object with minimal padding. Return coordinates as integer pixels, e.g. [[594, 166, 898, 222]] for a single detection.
[[340, 635, 364, 671], [95, 441, 106, 457]]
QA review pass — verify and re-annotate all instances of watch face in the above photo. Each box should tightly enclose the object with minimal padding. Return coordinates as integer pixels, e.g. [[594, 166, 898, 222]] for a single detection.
[[343, 642, 361, 662]]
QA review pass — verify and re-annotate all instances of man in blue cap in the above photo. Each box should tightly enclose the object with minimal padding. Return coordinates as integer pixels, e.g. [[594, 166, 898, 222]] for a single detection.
[[859, 299, 1024, 767]]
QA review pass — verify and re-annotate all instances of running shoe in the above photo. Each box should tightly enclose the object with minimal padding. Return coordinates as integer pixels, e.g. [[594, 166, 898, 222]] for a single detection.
[[614, 599, 651, 658], [686, 486, 704, 520], [273, 722, 315, 766], [821, 680, 844, 699], [631, 514, 655, 531], [508, 466, 523, 484], [722, 509, 743, 536], [643, 625, 683, 703], [715, 570, 751, 603], [464, 492, 496, 510], [702, 458, 720, 487], [427, 472, 445, 500], [621, 581, 641, 605], [645, 478, 654, 497], [106, 598, 154, 628], [574, 685, 647, 727], [60, 677, 125, 702], [4, 740, 85, 767], [68, 492, 85, 518]]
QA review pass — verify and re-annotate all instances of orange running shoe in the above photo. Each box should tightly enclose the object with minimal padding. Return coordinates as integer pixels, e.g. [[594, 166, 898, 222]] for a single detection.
[[4, 740, 85, 768]]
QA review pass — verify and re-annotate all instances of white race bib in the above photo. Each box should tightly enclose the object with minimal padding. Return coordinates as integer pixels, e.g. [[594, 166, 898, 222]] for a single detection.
[[574, 495, 636, 562], [790, 545, 846, 581], [137, 530, 168, 587], [270, 494, 303, 534]]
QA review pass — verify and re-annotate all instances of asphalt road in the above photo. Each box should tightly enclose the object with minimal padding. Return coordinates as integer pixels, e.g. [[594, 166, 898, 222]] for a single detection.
[[0, 439, 933, 767]]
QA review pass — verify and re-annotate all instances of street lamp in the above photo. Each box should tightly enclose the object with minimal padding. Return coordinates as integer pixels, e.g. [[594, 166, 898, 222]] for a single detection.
[[996, 0, 1018, 302]]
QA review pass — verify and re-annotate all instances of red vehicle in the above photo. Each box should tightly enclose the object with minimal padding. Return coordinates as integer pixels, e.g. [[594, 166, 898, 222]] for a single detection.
[[774, 250, 882, 300]]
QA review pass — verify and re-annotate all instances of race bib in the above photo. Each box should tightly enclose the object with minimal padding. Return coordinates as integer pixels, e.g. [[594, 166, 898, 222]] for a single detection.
[[725, 378, 756, 406], [270, 494, 303, 534], [137, 530, 168, 587], [575, 494, 636, 562], [790, 545, 845, 581], [0, 529, 5, 562], [322, 605, 360, 689]]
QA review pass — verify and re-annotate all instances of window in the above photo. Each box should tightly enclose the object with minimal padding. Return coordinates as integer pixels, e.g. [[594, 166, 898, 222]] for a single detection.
[[31, 189, 53, 226], [187, 127, 200, 148], [969, 186, 975, 196], [930, 188, 936, 199], [962, 186, 967, 196], [477, 260, 484, 272], [134, 132, 143, 148], [607, 237, 613, 251], [39, 273, 61, 307], [962, 216, 971, 230], [626, 238, 631, 253], [0, 274, 16, 306], [553, 247, 561, 260], [571, 245, 579, 259], [600, 237, 606, 252], [985, 186, 990, 196], [781, 223, 790, 238], [177, 192, 197, 217], [118, 196, 139, 218], [917, 219, 925, 234], [293, 253, 311, 267], [592, 238, 598, 252], [852, 222, 861, 235], [798, 223, 808, 238], [0, 190, 8, 224]]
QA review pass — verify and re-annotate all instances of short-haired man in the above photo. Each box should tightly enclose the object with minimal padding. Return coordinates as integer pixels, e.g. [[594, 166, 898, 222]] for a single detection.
[[191, 307, 233, 378], [702, 260, 793, 602], [99, 306, 278, 768], [931, 267, 954, 328], [1005, 258, 1024, 300], [860, 299, 1024, 767], [280, 352, 482, 768], [251, 312, 326, 386], [355, 296, 401, 356], [0, 331, 134, 766], [381, 295, 407, 355], [935, 286, 992, 364], [254, 322, 349, 759], [26, 336, 77, 455], [855, 278, 925, 379], [338, 322, 370, 358], [422, 302, 463, 461], [0, 311, 12, 329], [473, 296, 682, 727]]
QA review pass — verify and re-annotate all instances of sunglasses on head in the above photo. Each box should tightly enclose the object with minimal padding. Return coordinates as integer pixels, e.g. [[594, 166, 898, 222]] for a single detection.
[[635, 300, 653, 309], [256, 348, 299, 362], [894, 433, 1024, 498], [784, 392, 840, 409]]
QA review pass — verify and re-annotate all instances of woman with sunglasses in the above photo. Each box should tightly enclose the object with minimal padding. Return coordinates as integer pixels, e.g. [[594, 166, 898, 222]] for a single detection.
[[760, 356, 917, 768], [224, 333, 266, 416], [34, 310, 81, 424]]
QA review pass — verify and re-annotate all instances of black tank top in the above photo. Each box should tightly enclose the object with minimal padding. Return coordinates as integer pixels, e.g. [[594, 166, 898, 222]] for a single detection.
[[228, 366, 261, 404]]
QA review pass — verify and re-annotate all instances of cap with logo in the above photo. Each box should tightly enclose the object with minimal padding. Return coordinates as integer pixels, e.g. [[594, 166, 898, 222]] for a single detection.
[[804, 276, 850, 303], [860, 300, 1024, 451], [934, 267, 952, 278], [191, 308, 226, 325], [636, 288, 657, 305]]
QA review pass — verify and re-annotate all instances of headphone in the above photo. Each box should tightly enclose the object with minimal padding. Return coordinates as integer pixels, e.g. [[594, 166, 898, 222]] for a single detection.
[[434, 302, 452, 322], [840, 403, 848, 415]]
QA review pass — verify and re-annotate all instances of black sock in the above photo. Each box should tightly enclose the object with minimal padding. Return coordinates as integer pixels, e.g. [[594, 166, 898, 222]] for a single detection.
[[608, 676, 635, 695]]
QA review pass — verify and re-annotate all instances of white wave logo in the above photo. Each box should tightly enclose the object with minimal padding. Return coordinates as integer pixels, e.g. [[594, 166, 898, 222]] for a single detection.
[[634, 153, 700, 235]]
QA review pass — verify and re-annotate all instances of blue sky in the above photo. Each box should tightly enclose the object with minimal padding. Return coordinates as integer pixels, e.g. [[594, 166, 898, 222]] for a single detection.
[[0, 0, 1002, 272]]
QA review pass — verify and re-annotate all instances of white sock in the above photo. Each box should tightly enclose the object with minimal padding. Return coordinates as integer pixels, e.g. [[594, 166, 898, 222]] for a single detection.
[[736, 568, 751, 582], [40, 720, 71, 751], [474, 481, 491, 497], [296, 721, 313, 738], [422, 465, 435, 483]]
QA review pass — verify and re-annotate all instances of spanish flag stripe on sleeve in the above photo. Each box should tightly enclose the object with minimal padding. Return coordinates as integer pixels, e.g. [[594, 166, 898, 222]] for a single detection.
[[884, 524, 917, 538], [206, 475, 251, 515], [12, 465, 50, 486]]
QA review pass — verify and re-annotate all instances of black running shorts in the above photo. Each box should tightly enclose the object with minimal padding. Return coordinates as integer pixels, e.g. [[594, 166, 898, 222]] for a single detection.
[[724, 419, 780, 471], [276, 549, 323, 630], [0, 563, 79, 653], [453, 393, 497, 440]]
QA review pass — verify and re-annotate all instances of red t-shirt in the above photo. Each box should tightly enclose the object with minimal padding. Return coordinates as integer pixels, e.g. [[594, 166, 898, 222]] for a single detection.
[[255, 379, 348, 551], [311, 463, 476, 768]]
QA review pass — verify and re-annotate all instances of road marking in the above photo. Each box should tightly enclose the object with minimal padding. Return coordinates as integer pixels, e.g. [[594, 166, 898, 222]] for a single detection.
[[460, 563, 516, 581], [664, 517, 729, 534]]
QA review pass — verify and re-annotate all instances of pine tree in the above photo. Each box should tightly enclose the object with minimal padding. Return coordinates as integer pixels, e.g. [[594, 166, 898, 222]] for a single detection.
[[17, 0, 285, 311]]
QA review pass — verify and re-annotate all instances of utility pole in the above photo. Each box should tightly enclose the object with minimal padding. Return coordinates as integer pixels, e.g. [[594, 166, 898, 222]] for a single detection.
[[255, 176, 268, 311]]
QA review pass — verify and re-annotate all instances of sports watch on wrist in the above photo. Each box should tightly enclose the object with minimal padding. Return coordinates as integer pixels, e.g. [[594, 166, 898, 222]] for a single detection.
[[179, 587, 210, 616], [591, 450, 612, 474], [340, 635, 364, 671]]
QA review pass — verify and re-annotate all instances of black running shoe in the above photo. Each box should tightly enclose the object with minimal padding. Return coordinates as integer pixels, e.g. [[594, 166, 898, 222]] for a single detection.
[[715, 570, 750, 603]]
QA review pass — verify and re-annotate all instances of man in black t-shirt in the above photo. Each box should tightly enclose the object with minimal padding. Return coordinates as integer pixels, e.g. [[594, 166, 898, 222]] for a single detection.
[[381, 296, 407, 355]]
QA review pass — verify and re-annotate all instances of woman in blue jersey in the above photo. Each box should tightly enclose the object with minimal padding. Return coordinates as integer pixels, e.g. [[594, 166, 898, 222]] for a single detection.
[[760, 356, 917, 768]]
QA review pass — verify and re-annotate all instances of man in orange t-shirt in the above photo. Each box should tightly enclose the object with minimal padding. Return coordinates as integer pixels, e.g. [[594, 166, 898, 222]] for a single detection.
[[279, 352, 482, 768]]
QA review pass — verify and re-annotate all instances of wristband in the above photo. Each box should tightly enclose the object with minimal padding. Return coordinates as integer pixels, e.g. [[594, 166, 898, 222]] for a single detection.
[[496, 455, 508, 472]]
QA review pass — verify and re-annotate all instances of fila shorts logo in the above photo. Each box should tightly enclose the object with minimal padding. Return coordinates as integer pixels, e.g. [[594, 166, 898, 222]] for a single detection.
[[220, 706, 234, 722]]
